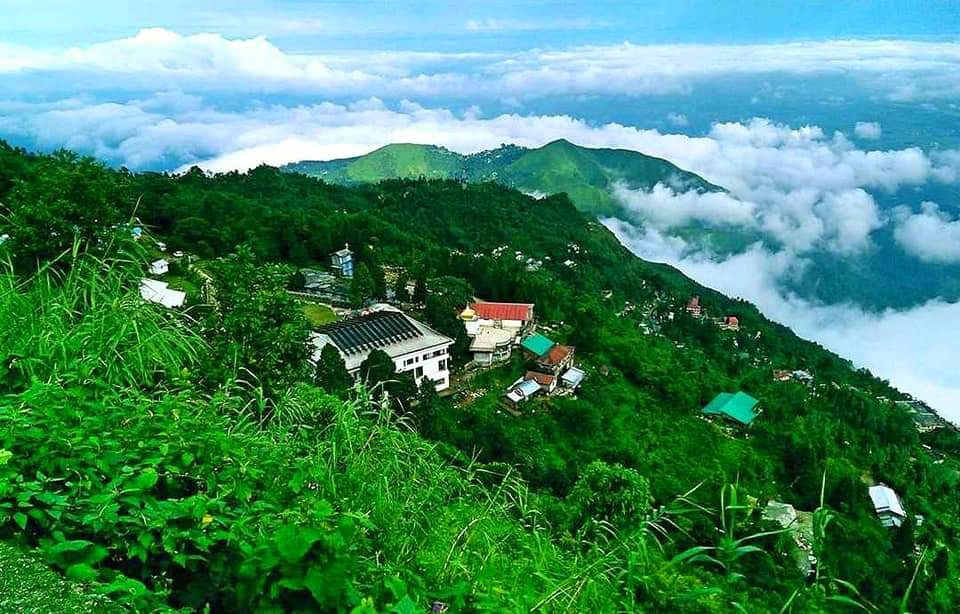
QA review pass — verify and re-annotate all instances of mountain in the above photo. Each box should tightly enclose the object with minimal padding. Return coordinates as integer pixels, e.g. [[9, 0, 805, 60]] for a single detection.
[[283, 139, 719, 216]]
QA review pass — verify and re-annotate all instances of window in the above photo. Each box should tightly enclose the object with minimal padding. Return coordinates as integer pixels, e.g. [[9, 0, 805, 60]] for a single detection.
[[415, 366, 424, 378], [438, 359, 447, 372], [404, 357, 415, 366]]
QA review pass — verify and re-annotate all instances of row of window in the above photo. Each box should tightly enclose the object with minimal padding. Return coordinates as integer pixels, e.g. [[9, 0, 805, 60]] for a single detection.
[[403, 348, 449, 367]]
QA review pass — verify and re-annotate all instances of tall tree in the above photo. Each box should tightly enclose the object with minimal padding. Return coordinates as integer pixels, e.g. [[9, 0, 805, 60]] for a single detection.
[[350, 262, 375, 308], [202, 246, 311, 396], [424, 275, 473, 364], [314, 344, 353, 397]]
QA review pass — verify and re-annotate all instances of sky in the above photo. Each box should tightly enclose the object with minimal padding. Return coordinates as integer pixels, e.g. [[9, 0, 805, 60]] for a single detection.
[[2, 1, 960, 421]]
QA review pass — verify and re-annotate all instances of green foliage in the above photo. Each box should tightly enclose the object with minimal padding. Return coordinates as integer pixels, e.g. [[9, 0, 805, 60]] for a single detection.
[[315, 343, 353, 397], [351, 262, 375, 308], [567, 460, 652, 533]]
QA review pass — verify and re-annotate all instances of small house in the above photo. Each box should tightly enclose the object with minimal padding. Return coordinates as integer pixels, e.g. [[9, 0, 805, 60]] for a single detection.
[[773, 369, 792, 382], [686, 296, 703, 317], [467, 325, 516, 366], [149, 259, 169, 276], [537, 343, 575, 375], [720, 315, 740, 331], [521, 333, 555, 360], [139, 279, 185, 309], [525, 370, 557, 394], [561, 366, 586, 390], [505, 377, 542, 406], [330, 244, 354, 278], [868, 484, 907, 528], [702, 391, 760, 426]]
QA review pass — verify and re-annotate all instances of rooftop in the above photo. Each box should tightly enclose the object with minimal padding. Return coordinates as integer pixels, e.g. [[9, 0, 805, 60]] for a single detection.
[[470, 301, 534, 322], [702, 391, 759, 425], [868, 484, 906, 518], [469, 326, 516, 351], [541, 343, 574, 366], [521, 333, 555, 357]]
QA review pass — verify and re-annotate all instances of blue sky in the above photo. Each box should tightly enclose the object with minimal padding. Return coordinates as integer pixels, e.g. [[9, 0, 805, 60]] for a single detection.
[[3, 0, 959, 50], [2, 1, 960, 418]]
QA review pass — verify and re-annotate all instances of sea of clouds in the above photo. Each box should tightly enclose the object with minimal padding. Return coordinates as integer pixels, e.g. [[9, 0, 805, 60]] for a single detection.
[[2, 28, 960, 420]]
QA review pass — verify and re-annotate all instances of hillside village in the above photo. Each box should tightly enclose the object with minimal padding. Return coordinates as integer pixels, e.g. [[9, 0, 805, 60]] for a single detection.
[[133, 226, 954, 552]]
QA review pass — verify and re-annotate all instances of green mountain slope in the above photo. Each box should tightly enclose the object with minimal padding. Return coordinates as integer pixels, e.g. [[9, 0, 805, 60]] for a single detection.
[[283, 139, 718, 216]]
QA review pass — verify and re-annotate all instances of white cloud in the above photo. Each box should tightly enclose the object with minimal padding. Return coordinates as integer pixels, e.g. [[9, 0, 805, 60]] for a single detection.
[[854, 121, 882, 140], [666, 112, 688, 127], [894, 202, 960, 264], [3, 30, 960, 102], [604, 220, 960, 424], [613, 183, 756, 229]]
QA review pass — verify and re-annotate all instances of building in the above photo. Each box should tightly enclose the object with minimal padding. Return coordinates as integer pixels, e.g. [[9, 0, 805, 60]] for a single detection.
[[310, 306, 453, 391], [521, 333, 555, 360], [536, 343, 575, 375], [773, 369, 792, 382], [561, 366, 586, 390], [686, 296, 703, 317], [702, 391, 760, 426], [467, 325, 516, 366], [139, 279, 186, 309], [466, 301, 534, 335], [149, 259, 169, 276], [504, 377, 542, 406], [868, 484, 907, 528], [720, 315, 740, 331], [330, 244, 354, 278], [460, 301, 535, 365], [525, 370, 557, 394]]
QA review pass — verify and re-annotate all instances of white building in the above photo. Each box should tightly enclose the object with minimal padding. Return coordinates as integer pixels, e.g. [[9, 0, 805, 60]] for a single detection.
[[460, 301, 534, 365], [310, 305, 453, 391], [149, 259, 169, 276], [868, 484, 907, 528], [139, 279, 186, 309]]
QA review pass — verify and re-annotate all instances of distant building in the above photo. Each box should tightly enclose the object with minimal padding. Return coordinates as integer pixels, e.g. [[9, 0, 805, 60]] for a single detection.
[[686, 296, 703, 317], [536, 343, 575, 375], [773, 369, 792, 382], [330, 244, 354, 278], [148, 259, 169, 276], [702, 391, 760, 426], [720, 315, 740, 331], [461, 301, 535, 365], [310, 306, 452, 391], [868, 484, 907, 528], [520, 333, 555, 360], [467, 325, 516, 366], [465, 301, 534, 335], [139, 279, 185, 309]]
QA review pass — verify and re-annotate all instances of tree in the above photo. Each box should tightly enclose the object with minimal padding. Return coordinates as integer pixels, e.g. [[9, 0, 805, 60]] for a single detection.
[[424, 275, 474, 364], [567, 461, 652, 532], [393, 271, 410, 303], [350, 262, 375, 308], [358, 349, 396, 393], [314, 344, 353, 397], [412, 269, 428, 305], [202, 246, 312, 397]]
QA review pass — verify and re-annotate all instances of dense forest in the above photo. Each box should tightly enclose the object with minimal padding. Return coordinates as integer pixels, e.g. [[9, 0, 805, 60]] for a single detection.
[[1, 140, 959, 613]]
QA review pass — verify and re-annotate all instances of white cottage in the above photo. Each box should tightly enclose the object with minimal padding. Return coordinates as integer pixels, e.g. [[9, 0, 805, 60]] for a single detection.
[[868, 484, 907, 528], [149, 259, 169, 276]]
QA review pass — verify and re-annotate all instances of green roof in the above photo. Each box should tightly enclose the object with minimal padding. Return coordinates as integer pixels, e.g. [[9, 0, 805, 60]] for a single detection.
[[702, 391, 759, 425], [521, 333, 555, 357]]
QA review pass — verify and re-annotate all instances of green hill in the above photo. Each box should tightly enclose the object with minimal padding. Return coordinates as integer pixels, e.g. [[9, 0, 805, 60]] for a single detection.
[[283, 139, 719, 216]]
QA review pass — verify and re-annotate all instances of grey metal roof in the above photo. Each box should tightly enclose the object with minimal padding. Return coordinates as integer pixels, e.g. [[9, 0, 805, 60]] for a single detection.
[[318, 310, 421, 356]]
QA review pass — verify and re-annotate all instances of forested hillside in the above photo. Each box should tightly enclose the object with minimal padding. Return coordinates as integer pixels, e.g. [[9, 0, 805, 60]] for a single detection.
[[1, 140, 959, 613], [283, 139, 719, 216]]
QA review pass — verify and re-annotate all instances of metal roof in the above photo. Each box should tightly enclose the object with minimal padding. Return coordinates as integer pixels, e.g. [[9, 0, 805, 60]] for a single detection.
[[470, 301, 534, 321], [561, 366, 585, 387], [521, 333, 555, 357], [318, 310, 421, 356], [702, 391, 759, 425], [868, 484, 906, 518]]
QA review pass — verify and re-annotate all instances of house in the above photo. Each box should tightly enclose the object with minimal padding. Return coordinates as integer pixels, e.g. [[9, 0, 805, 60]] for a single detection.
[[773, 369, 792, 382], [330, 244, 354, 278], [466, 301, 534, 335], [560, 366, 586, 390], [792, 370, 814, 384], [702, 391, 760, 426], [139, 279, 186, 309], [868, 484, 907, 528], [720, 315, 740, 331], [504, 377, 542, 406], [310, 306, 453, 391], [537, 343, 575, 375], [155, 241, 167, 252], [525, 370, 557, 394], [149, 259, 169, 276], [521, 333, 555, 360], [686, 296, 703, 317], [467, 326, 516, 366]]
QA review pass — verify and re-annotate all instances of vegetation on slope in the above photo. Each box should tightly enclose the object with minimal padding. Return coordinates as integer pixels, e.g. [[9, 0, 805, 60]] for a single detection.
[[0, 141, 959, 613]]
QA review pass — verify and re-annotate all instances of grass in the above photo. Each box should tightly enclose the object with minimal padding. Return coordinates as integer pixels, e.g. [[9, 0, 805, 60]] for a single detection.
[[302, 302, 337, 327], [0, 542, 125, 614]]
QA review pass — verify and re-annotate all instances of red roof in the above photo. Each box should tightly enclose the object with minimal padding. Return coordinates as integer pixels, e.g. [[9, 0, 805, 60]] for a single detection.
[[687, 296, 701, 308], [541, 344, 574, 366], [525, 371, 556, 386], [470, 301, 534, 322], [724, 316, 739, 325]]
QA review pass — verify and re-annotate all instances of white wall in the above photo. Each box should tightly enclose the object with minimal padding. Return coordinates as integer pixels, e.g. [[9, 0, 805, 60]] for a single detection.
[[395, 344, 452, 391]]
